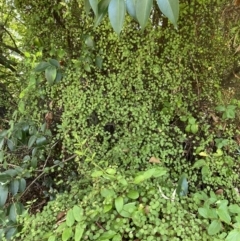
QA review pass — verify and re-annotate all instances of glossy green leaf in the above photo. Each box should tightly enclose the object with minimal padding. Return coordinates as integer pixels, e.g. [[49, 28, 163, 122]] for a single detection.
[[34, 62, 50, 72], [176, 173, 188, 197], [120, 202, 136, 217], [74, 223, 85, 241], [115, 196, 124, 213], [0, 173, 11, 183], [89, 0, 98, 16], [73, 205, 83, 222], [127, 190, 139, 199], [9, 203, 18, 222], [62, 227, 73, 241], [36, 136, 47, 146], [157, 0, 179, 28], [94, 0, 111, 27], [45, 66, 57, 85], [126, 0, 137, 19], [108, 0, 126, 35], [49, 59, 60, 68], [0, 184, 8, 207], [19, 178, 26, 193], [31, 157, 38, 168], [226, 229, 240, 241], [217, 207, 231, 224], [135, 0, 153, 30], [99, 230, 116, 240], [207, 219, 222, 235], [28, 135, 37, 148], [66, 209, 75, 227], [10, 179, 19, 195], [143, 168, 156, 179]]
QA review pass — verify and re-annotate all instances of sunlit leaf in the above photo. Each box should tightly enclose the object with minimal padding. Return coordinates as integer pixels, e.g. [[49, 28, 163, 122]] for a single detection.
[[226, 229, 240, 241], [127, 190, 139, 199], [75, 223, 85, 241], [207, 219, 222, 235], [62, 227, 73, 241], [115, 196, 124, 213], [99, 230, 116, 240], [66, 209, 75, 227], [217, 207, 231, 224], [73, 205, 83, 222]]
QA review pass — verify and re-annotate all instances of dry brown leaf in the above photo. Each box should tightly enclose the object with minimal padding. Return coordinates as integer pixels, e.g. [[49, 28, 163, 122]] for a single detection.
[[149, 156, 161, 163], [215, 189, 224, 195]]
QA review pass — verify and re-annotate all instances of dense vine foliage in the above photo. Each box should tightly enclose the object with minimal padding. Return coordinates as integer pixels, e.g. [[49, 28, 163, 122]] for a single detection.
[[0, 0, 240, 240]]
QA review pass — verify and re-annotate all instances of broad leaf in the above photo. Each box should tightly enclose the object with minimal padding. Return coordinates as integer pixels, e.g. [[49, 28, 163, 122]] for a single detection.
[[62, 227, 73, 241], [73, 205, 83, 222], [0, 174, 11, 183], [115, 196, 124, 213], [217, 207, 231, 224], [99, 230, 116, 240], [10, 179, 19, 195], [126, 0, 137, 19], [0, 184, 8, 207], [84, 0, 91, 14], [135, 0, 153, 30], [5, 227, 17, 240], [127, 190, 139, 199], [28, 135, 37, 148], [19, 178, 26, 192], [45, 66, 57, 85], [89, 0, 98, 16], [176, 173, 188, 197], [226, 229, 240, 241], [75, 223, 85, 241], [207, 220, 222, 235], [49, 59, 60, 68], [36, 136, 47, 146], [94, 0, 111, 27], [108, 0, 126, 35], [157, 0, 179, 28], [34, 62, 50, 72], [66, 209, 75, 227]]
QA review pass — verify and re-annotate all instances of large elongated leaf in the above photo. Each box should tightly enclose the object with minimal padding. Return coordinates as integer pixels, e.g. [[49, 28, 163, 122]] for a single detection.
[[84, 0, 91, 14], [75, 223, 85, 241], [157, 0, 179, 28], [89, 0, 98, 16], [94, 0, 111, 27], [126, 0, 137, 19], [10, 179, 19, 195], [135, 0, 153, 30], [108, 0, 126, 35], [34, 62, 50, 72], [176, 173, 188, 197], [0, 184, 8, 207], [45, 66, 57, 85]]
